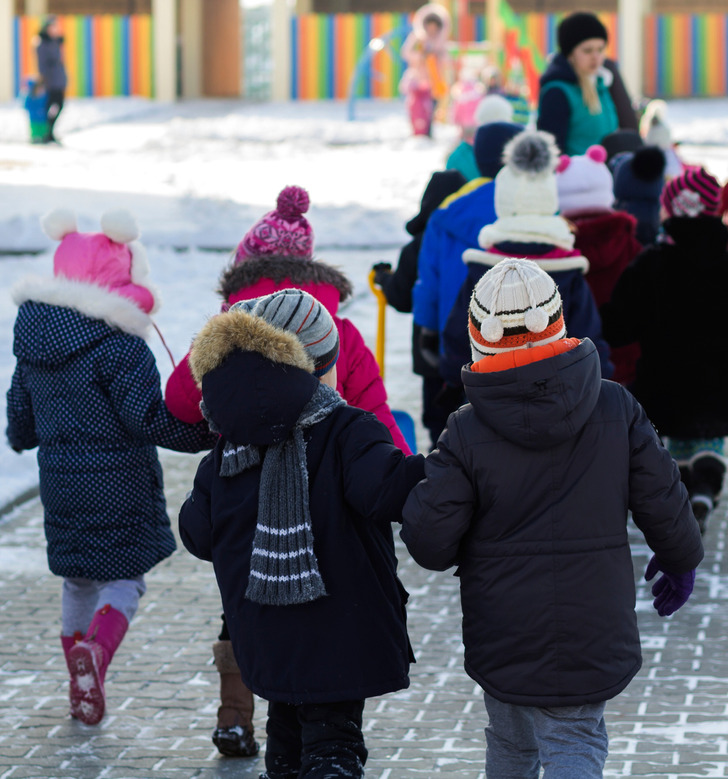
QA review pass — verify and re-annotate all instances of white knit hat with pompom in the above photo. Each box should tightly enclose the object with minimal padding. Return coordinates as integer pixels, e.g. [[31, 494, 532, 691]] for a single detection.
[[468, 258, 566, 360], [494, 130, 561, 218]]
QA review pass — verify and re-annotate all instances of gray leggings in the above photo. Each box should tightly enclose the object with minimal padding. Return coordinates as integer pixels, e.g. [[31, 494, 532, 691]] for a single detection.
[[61, 577, 146, 636]]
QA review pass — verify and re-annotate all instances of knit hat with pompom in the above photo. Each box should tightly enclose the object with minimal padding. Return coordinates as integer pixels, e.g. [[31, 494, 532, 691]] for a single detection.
[[557, 144, 614, 216], [660, 167, 723, 219], [235, 185, 314, 263], [468, 258, 565, 360], [493, 130, 562, 218]]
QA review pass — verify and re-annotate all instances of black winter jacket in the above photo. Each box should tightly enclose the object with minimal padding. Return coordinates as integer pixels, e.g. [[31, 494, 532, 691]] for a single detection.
[[179, 351, 425, 704], [36, 32, 67, 91], [402, 339, 703, 707], [601, 217, 728, 438]]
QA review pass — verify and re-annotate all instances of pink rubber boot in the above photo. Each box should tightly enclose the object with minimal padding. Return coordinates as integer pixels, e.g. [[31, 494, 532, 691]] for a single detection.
[[60, 632, 83, 719], [67, 604, 129, 725]]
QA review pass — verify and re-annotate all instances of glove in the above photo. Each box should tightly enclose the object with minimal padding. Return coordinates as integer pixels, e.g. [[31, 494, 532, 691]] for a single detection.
[[644, 555, 696, 617], [419, 328, 439, 370], [372, 262, 392, 287]]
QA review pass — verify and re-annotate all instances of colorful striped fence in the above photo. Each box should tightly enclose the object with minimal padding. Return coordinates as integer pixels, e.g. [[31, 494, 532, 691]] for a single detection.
[[644, 14, 728, 98], [13, 15, 154, 98], [289, 12, 620, 101]]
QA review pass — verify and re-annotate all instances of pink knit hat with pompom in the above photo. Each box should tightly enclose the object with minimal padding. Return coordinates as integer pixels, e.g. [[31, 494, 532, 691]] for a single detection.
[[235, 186, 313, 263]]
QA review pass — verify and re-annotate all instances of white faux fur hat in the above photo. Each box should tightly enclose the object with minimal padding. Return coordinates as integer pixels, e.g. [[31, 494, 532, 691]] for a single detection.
[[474, 94, 514, 127]]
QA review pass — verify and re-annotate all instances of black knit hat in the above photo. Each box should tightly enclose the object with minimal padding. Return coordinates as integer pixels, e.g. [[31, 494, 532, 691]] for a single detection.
[[558, 12, 608, 57]]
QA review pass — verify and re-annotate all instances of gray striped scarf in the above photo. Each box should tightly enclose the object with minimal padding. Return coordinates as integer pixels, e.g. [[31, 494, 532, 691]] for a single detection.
[[203, 383, 345, 606]]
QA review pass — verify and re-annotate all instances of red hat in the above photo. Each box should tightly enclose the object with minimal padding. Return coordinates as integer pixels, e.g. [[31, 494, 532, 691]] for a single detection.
[[660, 168, 722, 218]]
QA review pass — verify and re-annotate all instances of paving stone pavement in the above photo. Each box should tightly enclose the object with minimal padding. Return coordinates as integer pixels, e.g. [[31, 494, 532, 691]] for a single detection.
[[1, 449, 728, 779]]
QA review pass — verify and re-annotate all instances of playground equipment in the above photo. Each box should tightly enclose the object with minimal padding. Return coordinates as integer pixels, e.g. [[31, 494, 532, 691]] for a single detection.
[[347, 25, 411, 121]]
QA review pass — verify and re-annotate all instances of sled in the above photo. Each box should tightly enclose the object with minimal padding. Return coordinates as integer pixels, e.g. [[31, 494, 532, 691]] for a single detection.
[[368, 270, 418, 453]]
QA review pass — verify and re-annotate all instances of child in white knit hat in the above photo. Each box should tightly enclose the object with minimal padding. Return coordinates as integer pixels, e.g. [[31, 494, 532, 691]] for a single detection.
[[402, 258, 703, 778], [179, 288, 424, 779]]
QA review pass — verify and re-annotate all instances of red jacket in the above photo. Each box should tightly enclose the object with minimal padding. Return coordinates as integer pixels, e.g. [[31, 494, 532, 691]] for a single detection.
[[570, 209, 642, 385], [165, 256, 412, 453]]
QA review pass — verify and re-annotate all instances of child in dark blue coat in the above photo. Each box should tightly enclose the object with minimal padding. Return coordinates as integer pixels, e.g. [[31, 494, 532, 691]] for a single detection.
[[179, 288, 425, 779], [6, 209, 216, 726], [402, 259, 703, 778]]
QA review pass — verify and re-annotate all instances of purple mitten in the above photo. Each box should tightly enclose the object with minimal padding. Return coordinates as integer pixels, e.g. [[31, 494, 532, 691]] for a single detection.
[[644, 555, 696, 617]]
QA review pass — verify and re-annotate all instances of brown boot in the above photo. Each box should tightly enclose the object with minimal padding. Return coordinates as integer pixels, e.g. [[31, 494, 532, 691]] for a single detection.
[[211, 640, 259, 757]]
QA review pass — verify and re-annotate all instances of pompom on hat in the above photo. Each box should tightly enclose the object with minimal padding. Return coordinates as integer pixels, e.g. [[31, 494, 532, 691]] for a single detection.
[[235, 185, 314, 263], [557, 145, 615, 216], [473, 94, 514, 128], [660, 167, 722, 218], [41, 208, 158, 314], [229, 288, 339, 378], [468, 258, 566, 360]]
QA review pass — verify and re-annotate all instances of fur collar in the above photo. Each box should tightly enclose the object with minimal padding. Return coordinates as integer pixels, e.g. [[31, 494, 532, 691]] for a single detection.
[[189, 309, 314, 386], [462, 248, 590, 274], [12, 275, 152, 338], [219, 256, 352, 303]]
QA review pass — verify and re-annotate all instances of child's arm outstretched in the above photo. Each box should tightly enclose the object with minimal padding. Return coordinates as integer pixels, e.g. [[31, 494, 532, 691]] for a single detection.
[[340, 410, 424, 522], [107, 335, 216, 452], [401, 413, 474, 570]]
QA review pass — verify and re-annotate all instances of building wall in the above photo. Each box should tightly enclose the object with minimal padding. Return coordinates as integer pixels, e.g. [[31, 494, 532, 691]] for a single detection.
[[309, 0, 728, 11]]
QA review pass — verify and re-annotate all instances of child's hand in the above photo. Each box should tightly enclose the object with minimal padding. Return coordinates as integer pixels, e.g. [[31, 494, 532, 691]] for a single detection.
[[644, 555, 696, 617]]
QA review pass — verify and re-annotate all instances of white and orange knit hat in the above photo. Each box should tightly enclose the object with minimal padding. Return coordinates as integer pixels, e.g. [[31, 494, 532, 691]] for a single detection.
[[468, 258, 565, 360]]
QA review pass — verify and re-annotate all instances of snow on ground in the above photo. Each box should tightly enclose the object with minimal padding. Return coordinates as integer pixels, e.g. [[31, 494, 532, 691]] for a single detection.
[[1, 95, 727, 508]]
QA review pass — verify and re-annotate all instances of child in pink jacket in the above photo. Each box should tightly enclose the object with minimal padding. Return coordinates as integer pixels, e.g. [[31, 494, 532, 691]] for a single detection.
[[164, 184, 411, 759]]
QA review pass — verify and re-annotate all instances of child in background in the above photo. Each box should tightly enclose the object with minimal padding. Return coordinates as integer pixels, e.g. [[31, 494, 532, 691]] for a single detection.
[[165, 184, 411, 758], [612, 145, 667, 247], [446, 94, 514, 182], [22, 77, 49, 144], [179, 289, 425, 779], [402, 259, 703, 777], [602, 167, 728, 535], [640, 99, 685, 179], [6, 209, 216, 726], [400, 4, 451, 136], [440, 130, 613, 390], [557, 144, 642, 384], [372, 169, 467, 448]]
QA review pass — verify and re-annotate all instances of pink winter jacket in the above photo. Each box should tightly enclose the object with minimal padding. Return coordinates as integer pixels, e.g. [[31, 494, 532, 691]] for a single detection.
[[165, 256, 412, 453]]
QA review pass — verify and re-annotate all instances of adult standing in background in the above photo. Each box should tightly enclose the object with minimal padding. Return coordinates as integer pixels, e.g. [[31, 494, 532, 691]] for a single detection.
[[537, 12, 636, 156], [36, 15, 67, 143]]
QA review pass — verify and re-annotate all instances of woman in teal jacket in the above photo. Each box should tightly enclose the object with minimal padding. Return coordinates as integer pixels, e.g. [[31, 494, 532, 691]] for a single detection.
[[537, 13, 633, 155]]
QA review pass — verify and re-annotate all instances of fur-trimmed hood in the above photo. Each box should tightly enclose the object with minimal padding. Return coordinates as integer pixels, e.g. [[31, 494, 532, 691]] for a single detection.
[[11, 276, 152, 369], [189, 310, 320, 446], [13, 275, 152, 354], [218, 256, 352, 315]]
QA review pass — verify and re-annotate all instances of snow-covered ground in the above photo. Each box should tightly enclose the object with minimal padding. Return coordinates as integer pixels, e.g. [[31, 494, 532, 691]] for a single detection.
[[1, 95, 726, 508]]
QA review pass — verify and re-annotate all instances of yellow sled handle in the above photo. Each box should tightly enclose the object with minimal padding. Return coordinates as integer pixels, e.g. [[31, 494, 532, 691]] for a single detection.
[[368, 269, 387, 379]]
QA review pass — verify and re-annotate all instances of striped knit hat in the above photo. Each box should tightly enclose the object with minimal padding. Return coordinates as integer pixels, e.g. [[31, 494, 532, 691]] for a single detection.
[[468, 259, 565, 360], [230, 288, 339, 377], [660, 167, 722, 218]]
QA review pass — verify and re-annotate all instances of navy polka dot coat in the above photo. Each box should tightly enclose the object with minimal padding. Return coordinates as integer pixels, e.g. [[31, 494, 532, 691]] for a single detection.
[[6, 276, 217, 581]]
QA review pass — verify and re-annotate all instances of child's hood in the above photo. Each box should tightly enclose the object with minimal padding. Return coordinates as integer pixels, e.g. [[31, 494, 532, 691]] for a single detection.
[[189, 310, 321, 447], [11, 275, 152, 368], [461, 338, 601, 449]]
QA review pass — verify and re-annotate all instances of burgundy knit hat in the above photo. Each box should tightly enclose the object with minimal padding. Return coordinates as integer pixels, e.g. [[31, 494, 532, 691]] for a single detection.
[[660, 167, 722, 218], [235, 185, 314, 263]]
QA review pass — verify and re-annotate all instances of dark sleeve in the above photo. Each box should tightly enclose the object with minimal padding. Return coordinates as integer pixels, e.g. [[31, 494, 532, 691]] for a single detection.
[[379, 237, 421, 313], [439, 273, 474, 387], [6, 363, 39, 451], [536, 86, 571, 154], [401, 415, 475, 571], [600, 251, 650, 348], [178, 450, 215, 561], [107, 337, 217, 452], [340, 411, 425, 523], [626, 391, 704, 572], [604, 60, 638, 131]]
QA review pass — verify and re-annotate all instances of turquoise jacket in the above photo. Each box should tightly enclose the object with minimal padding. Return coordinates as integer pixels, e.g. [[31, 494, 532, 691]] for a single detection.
[[446, 141, 481, 182]]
